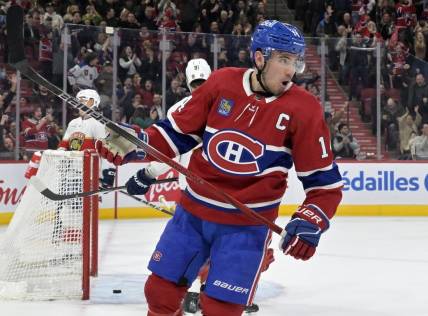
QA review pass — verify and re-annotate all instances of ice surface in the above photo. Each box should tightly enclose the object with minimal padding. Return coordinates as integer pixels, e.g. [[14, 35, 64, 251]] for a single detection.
[[0, 216, 427, 316]]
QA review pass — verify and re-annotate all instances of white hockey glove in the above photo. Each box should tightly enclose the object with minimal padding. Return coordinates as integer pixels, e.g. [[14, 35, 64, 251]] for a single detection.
[[95, 123, 147, 166]]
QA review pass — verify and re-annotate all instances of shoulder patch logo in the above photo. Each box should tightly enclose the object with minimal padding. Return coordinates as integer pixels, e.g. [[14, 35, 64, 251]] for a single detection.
[[217, 98, 234, 116]]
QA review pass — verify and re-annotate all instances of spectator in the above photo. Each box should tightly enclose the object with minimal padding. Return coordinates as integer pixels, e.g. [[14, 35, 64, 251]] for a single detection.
[[232, 49, 251, 68], [140, 48, 161, 84], [117, 8, 130, 28], [308, 0, 326, 37], [316, 7, 337, 39], [68, 52, 99, 91], [332, 0, 352, 25], [0, 73, 17, 113], [202, 0, 222, 23], [178, 0, 200, 32], [166, 51, 187, 79], [39, 30, 53, 82], [410, 123, 428, 159], [397, 108, 422, 159], [141, 79, 155, 107], [118, 46, 142, 82], [51, 29, 73, 87], [129, 106, 159, 129], [0, 113, 14, 157], [21, 105, 58, 152], [152, 93, 164, 119], [132, 73, 144, 96], [138, 6, 157, 30], [408, 73, 427, 114], [419, 95, 428, 124], [363, 21, 383, 47], [105, 8, 118, 27], [118, 77, 136, 122], [333, 123, 360, 158], [23, 13, 40, 58], [413, 30, 427, 60], [63, 4, 80, 23], [92, 60, 113, 118], [325, 104, 345, 144], [395, 0, 417, 29], [165, 78, 186, 112], [29, 85, 56, 113], [71, 11, 82, 25], [380, 97, 404, 151], [126, 12, 141, 29], [158, 9, 177, 30], [348, 33, 369, 100], [82, 4, 102, 26], [184, 32, 209, 59], [218, 10, 233, 34], [44, 2, 64, 29], [379, 12, 394, 42], [335, 25, 349, 84]]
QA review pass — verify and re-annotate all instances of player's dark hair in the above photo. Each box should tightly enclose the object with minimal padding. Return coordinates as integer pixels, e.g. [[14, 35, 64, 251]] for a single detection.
[[189, 79, 206, 90]]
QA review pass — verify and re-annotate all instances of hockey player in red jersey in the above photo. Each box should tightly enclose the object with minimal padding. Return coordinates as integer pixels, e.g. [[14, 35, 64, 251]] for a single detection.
[[97, 20, 343, 316]]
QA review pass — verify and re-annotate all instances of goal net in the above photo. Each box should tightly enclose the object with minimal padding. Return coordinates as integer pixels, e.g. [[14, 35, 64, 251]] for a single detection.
[[0, 150, 99, 300]]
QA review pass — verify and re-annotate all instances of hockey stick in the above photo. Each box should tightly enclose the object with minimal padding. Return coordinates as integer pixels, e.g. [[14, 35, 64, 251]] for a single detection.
[[6, 6, 283, 236], [29, 176, 177, 201], [116, 190, 174, 216]]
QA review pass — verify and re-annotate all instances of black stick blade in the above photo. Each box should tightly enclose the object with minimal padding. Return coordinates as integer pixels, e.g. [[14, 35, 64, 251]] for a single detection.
[[6, 5, 26, 65]]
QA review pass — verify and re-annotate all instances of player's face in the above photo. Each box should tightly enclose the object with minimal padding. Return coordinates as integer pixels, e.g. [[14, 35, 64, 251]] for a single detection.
[[78, 97, 94, 118], [263, 51, 298, 95]]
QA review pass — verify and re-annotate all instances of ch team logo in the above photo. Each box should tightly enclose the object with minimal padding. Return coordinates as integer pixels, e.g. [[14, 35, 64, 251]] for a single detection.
[[206, 130, 264, 175]]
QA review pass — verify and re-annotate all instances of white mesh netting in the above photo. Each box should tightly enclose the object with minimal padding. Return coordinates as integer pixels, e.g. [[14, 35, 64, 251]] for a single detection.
[[0, 150, 88, 300]]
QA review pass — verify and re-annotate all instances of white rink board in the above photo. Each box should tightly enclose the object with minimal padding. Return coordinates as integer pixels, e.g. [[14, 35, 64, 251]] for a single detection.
[[284, 162, 428, 205], [0, 161, 427, 214]]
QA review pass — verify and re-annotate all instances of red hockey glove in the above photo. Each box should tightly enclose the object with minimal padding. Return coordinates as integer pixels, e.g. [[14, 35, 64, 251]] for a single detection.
[[279, 205, 330, 261]]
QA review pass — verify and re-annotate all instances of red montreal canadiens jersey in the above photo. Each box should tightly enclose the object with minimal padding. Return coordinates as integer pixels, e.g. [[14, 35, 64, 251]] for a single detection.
[[145, 68, 343, 225]]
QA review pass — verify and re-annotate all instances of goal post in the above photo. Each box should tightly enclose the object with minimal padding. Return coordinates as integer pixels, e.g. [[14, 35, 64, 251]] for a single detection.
[[0, 150, 99, 300]]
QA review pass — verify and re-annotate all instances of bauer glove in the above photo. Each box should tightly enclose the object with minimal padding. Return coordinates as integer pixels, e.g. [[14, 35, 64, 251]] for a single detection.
[[126, 168, 156, 195], [100, 168, 116, 187], [279, 204, 330, 260], [95, 123, 147, 166]]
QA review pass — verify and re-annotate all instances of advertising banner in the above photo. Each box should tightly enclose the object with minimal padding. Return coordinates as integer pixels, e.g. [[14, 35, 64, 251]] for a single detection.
[[1, 161, 427, 222]]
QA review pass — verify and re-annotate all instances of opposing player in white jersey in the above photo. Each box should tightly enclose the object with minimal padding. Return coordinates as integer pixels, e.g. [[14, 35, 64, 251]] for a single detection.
[[143, 58, 212, 190], [58, 89, 106, 151], [58, 89, 115, 186], [26, 89, 108, 179]]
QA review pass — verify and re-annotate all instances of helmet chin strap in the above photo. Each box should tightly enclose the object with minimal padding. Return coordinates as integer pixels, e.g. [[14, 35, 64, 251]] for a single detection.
[[252, 61, 274, 97]]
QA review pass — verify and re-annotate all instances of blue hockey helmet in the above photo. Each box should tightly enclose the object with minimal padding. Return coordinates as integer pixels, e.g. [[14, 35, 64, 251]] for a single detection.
[[250, 20, 306, 73]]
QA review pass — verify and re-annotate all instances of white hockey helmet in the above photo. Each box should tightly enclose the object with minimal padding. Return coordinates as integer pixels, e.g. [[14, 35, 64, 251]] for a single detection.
[[185, 58, 211, 91], [76, 89, 101, 109]]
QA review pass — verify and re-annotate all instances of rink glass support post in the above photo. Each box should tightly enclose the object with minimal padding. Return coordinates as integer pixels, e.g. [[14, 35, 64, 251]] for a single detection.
[[376, 42, 382, 160]]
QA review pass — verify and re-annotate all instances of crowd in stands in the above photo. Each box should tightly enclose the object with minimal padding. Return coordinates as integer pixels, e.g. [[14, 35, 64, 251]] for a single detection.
[[0, 0, 267, 159], [0, 0, 427, 160], [290, 0, 428, 159]]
